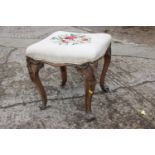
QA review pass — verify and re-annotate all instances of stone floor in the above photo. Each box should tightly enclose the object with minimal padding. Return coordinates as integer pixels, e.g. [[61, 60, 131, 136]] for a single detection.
[[0, 26, 155, 128]]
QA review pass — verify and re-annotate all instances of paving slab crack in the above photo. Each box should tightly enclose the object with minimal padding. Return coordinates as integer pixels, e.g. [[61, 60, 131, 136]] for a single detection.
[[112, 55, 155, 60], [0, 44, 8, 48], [0, 43, 24, 49], [112, 80, 155, 93], [3, 47, 18, 64], [1, 80, 155, 110]]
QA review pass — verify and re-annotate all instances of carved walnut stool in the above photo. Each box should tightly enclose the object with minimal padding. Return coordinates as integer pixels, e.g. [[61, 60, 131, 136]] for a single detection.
[[26, 31, 111, 114]]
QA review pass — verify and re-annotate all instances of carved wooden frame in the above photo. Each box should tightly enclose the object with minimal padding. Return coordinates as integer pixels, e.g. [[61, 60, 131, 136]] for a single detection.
[[26, 44, 111, 112]]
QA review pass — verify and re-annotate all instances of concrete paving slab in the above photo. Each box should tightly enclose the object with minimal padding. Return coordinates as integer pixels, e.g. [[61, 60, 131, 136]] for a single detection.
[[112, 43, 155, 59]]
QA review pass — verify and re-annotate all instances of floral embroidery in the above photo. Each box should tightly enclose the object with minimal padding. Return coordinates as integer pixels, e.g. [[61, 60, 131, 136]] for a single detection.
[[51, 33, 91, 45]]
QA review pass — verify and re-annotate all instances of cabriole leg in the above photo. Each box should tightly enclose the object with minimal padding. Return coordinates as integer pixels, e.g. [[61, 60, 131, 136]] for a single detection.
[[26, 57, 47, 110], [100, 44, 111, 93], [76, 63, 96, 113], [60, 66, 67, 87]]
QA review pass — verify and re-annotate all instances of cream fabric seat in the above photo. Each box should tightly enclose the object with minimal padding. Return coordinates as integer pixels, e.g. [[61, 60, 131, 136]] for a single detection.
[[26, 31, 112, 65]]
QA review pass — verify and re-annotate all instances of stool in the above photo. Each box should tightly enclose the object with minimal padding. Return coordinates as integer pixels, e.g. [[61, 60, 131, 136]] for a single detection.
[[26, 31, 111, 113]]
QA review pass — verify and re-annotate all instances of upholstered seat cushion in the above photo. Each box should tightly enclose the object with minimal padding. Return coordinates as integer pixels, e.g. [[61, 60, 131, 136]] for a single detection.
[[26, 31, 111, 65]]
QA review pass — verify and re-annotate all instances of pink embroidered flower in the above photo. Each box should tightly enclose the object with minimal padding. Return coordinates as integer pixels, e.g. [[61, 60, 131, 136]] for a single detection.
[[51, 33, 91, 45], [65, 36, 77, 40]]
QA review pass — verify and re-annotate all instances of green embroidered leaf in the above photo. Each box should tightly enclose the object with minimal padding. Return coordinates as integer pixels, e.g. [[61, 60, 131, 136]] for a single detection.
[[52, 37, 57, 40], [70, 34, 76, 36]]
